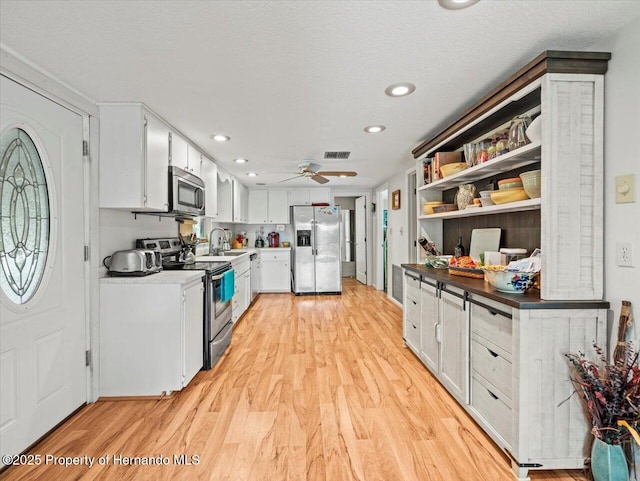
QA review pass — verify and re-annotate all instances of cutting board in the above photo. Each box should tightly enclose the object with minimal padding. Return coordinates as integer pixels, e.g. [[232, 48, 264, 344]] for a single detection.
[[469, 228, 501, 262]]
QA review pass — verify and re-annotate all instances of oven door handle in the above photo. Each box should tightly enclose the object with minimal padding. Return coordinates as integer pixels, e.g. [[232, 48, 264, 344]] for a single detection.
[[211, 272, 229, 281]]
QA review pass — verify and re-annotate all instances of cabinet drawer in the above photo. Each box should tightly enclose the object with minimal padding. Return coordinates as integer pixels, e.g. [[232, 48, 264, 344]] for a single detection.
[[472, 375, 512, 445], [405, 273, 420, 291], [405, 296, 420, 321], [471, 339, 512, 402], [470, 299, 512, 355], [260, 250, 290, 261]]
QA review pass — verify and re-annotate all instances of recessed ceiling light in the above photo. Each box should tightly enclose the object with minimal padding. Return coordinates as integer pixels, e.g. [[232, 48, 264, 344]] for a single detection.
[[256, 182, 266, 186], [364, 125, 386, 133], [385, 83, 416, 97], [437, 0, 480, 10], [210, 134, 230, 142], [234, 158, 249, 163], [247, 172, 258, 177]]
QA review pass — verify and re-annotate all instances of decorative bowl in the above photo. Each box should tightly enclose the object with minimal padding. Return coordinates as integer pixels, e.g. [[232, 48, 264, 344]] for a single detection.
[[490, 187, 529, 204], [422, 200, 444, 215], [519, 169, 541, 199], [440, 162, 467, 178], [525, 115, 542, 144], [498, 177, 523, 190], [483, 268, 537, 293]]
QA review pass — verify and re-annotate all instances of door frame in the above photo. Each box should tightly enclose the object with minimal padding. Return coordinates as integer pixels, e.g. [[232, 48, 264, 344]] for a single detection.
[[1, 47, 100, 402], [406, 167, 417, 264], [330, 189, 373, 286], [374, 184, 388, 292]]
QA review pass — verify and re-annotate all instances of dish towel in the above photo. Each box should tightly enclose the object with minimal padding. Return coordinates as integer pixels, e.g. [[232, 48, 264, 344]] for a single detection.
[[221, 269, 235, 303]]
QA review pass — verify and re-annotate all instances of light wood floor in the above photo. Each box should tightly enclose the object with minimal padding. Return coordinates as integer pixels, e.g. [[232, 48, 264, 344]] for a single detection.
[[1, 279, 587, 481]]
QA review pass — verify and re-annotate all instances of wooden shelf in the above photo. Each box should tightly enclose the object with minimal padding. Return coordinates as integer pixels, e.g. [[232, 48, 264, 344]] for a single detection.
[[418, 198, 541, 220], [418, 142, 541, 192]]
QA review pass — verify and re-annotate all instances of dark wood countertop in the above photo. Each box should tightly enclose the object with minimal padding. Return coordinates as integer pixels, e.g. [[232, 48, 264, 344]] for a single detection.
[[401, 264, 610, 310]]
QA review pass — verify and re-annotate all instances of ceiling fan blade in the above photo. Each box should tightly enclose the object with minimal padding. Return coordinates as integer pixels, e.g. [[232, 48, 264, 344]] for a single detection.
[[277, 174, 304, 183], [311, 174, 330, 184], [317, 171, 357, 177]]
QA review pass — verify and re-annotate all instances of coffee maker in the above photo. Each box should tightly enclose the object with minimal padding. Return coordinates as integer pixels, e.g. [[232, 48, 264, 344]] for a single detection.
[[267, 232, 279, 248]]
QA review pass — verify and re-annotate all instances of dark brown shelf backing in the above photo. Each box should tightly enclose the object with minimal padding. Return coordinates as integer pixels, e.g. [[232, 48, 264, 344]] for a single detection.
[[412, 50, 611, 159], [401, 264, 610, 310]]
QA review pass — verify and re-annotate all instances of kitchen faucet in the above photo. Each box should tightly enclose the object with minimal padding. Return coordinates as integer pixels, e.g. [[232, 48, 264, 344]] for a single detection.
[[209, 227, 227, 255]]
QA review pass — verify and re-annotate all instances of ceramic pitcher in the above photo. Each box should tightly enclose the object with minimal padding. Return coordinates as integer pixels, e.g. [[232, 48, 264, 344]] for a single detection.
[[455, 184, 476, 210]]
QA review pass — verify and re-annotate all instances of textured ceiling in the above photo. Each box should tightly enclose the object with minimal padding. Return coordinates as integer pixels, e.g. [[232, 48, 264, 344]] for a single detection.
[[1, 0, 638, 188]]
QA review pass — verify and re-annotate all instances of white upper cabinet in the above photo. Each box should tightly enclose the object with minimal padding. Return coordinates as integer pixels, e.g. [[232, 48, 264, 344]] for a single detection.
[[187, 144, 202, 178], [217, 170, 233, 223], [233, 179, 248, 223], [248, 190, 268, 224], [248, 189, 290, 224], [99, 103, 169, 211], [268, 190, 289, 223], [288, 188, 330, 206], [288, 189, 310, 206], [170, 132, 189, 172], [309, 188, 331, 205], [201, 159, 218, 219]]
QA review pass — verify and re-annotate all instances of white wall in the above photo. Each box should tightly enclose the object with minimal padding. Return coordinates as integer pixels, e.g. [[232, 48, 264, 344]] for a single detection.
[[380, 168, 413, 300], [99, 209, 177, 272], [591, 18, 640, 347]]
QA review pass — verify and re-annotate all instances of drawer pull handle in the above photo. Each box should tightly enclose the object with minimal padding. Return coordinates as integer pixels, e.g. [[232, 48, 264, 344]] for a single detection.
[[487, 389, 499, 400], [487, 348, 499, 358], [488, 310, 498, 316]]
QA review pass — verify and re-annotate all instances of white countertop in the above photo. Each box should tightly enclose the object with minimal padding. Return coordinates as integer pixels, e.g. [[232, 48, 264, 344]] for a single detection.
[[258, 247, 291, 251], [100, 270, 205, 285]]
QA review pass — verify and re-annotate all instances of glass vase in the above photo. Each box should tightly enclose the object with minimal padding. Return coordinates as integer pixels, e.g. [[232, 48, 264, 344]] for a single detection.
[[591, 438, 629, 481]]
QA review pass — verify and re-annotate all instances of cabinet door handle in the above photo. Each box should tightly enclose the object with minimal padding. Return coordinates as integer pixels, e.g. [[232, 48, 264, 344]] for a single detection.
[[412, 300, 417, 305], [487, 348, 499, 358], [487, 389, 499, 401], [435, 323, 441, 343]]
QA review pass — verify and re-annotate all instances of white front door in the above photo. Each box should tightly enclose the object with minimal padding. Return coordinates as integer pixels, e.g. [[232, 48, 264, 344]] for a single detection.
[[0, 76, 87, 464], [355, 196, 367, 285]]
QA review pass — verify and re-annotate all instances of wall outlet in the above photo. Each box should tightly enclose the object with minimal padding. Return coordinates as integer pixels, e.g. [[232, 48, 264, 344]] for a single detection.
[[616, 242, 633, 267]]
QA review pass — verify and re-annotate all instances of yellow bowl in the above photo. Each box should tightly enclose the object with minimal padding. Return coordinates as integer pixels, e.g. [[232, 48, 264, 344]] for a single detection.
[[490, 187, 529, 204], [440, 162, 467, 178], [423, 201, 444, 215]]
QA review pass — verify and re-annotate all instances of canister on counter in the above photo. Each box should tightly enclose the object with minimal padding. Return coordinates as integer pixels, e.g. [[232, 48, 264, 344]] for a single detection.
[[500, 248, 527, 264]]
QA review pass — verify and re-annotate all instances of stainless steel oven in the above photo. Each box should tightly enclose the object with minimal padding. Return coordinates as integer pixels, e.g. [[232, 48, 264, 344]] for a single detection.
[[206, 269, 233, 369]]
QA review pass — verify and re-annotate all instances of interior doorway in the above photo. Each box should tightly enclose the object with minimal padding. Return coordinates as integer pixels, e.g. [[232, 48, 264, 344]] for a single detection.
[[375, 187, 389, 292], [334, 196, 357, 278]]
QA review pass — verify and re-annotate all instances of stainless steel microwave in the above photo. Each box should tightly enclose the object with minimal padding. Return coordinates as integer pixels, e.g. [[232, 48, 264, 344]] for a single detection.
[[168, 166, 205, 216]]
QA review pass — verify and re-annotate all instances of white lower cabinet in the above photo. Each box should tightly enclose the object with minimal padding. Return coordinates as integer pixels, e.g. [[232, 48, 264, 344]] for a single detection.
[[232, 258, 251, 323], [260, 249, 290, 292], [99, 276, 204, 397], [402, 267, 609, 480], [419, 280, 439, 374], [439, 287, 468, 403], [403, 272, 421, 354]]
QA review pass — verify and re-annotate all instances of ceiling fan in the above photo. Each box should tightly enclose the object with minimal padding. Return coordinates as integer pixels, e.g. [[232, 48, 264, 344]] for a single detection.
[[277, 161, 357, 184]]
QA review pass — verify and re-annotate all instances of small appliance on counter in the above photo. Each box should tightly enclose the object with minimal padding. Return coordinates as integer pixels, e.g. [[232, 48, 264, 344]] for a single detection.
[[267, 232, 280, 248], [103, 249, 162, 276]]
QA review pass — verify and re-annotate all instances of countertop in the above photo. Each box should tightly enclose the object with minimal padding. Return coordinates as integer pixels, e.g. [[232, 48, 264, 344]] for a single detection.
[[401, 264, 610, 310], [100, 270, 205, 285]]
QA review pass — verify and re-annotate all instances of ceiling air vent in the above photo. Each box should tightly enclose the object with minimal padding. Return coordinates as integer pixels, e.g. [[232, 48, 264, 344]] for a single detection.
[[324, 151, 351, 160]]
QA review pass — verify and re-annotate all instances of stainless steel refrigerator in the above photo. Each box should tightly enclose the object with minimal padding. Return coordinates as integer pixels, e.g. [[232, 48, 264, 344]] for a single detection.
[[292, 205, 342, 294]]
